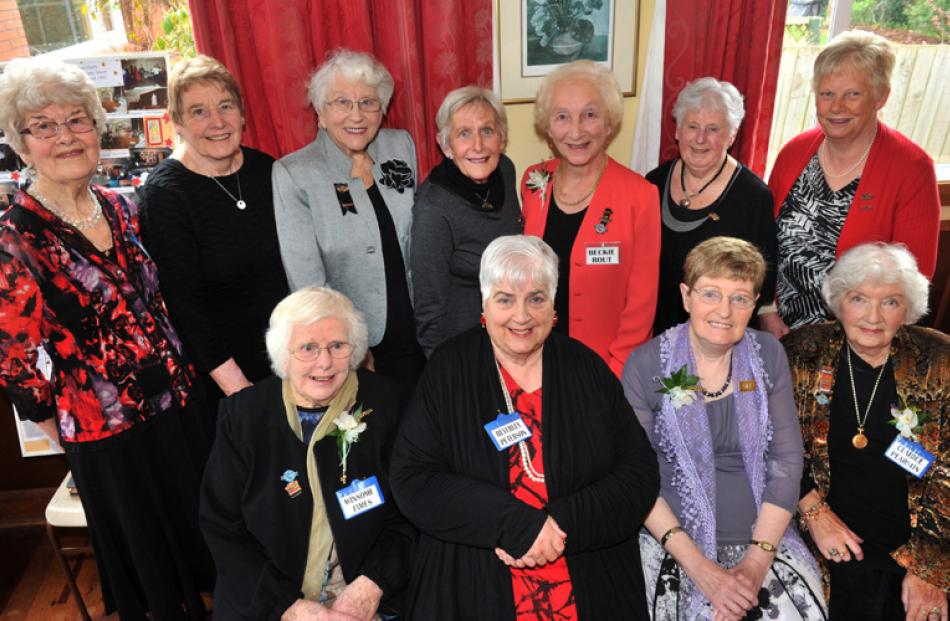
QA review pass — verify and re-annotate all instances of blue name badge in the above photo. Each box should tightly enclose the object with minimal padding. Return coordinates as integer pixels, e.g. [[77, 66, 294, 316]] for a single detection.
[[484, 412, 532, 451], [884, 436, 936, 479], [335, 476, 385, 520]]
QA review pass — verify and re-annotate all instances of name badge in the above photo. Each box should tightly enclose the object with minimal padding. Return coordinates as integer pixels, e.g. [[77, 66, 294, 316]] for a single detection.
[[739, 380, 756, 392], [336, 476, 385, 519], [884, 436, 935, 479], [484, 412, 532, 451], [585, 243, 620, 265]]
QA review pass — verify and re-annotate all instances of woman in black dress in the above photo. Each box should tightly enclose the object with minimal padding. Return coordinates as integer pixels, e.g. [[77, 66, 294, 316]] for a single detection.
[[140, 54, 288, 406], [646, 77, 776, 335]]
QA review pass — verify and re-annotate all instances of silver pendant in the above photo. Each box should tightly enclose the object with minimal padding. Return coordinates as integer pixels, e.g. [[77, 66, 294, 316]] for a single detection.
[[236, 199, 247, 210], [679, 198, 691, 208]]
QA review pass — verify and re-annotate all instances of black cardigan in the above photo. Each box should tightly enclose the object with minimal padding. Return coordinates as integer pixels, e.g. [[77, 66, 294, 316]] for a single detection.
[[390, 328, 660, 620], [199, 371, 414, 621]]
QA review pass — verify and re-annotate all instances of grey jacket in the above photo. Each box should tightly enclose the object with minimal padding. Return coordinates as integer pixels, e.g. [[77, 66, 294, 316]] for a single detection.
[[273, 129, 416, 346]]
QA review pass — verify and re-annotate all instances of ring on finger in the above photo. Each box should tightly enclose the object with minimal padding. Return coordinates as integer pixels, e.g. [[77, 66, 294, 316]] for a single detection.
[[829, 548, 839, 557]]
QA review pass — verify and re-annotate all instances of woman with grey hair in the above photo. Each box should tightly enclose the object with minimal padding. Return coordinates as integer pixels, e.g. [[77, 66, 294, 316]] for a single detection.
[[785, 243, 948, 620], [410, 86, 521, 356], [646, 76, 776, 336], [391, 234, 659, 619], [0, 56, 215, 617], [201, 286, 413, 621], [273, 48, 425, 394], [766, 30, 940, 339]]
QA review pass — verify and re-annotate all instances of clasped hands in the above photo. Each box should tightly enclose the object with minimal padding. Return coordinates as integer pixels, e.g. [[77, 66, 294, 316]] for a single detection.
[[282, 575, 383, 621], [695, 551, 771, 621], [495, 515, 567, 569]]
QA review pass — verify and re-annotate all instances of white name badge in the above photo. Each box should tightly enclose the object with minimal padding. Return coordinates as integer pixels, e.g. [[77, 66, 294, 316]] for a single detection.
[[884, 436, 935, 479], [336, 476, 385, 520], [585, 243, 620, 265], [484, 412, 532, 451]]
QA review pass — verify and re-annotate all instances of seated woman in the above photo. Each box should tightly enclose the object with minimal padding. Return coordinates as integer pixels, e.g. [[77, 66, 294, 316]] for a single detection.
[[411, 86, 522, 356], [140, 54, 289, 405], [390, 234, 660, 620], [646, 77, 775, 335], [273, 49, 424, 394], [622, 237, 825, 620], [784, 243, 948, 621], [200, 287, 414, 621]]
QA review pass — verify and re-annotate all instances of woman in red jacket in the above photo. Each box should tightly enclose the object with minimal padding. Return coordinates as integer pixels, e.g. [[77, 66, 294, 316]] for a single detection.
[[763, 30, 940, 339], [521, 60, 660, 377]]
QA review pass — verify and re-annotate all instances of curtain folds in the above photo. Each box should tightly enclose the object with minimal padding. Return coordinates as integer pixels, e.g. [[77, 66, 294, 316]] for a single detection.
[[660, 0, 789, 176], [188, 0, 493, 174]]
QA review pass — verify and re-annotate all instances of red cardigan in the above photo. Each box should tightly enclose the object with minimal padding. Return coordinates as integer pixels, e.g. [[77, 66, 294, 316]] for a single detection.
[[522, 157, 660, 377], [768, 121, 939, 278]]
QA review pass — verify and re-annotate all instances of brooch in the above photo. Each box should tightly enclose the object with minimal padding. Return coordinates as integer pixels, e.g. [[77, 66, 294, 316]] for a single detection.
[[594, 207, 613, 234]]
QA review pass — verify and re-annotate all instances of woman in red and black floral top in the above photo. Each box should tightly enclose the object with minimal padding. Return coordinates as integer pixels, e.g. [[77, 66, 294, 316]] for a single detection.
[[0, 56, 213, 619]]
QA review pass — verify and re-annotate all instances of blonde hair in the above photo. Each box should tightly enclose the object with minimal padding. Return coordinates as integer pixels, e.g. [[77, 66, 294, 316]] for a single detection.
[[812, 30, 895, 99], [533, 60, 624, 146], [168, 54, 244, 125]]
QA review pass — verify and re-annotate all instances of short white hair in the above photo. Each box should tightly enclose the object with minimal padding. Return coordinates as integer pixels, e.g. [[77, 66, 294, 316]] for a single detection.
[[308, 49, 395, 114], [821, 243, 930, 324], [435, 86, 508, 151], [265, 287, 369, 378], [479, 235, 558, 302], [672, 77, 745, 135], [0, 56, 106, 154]]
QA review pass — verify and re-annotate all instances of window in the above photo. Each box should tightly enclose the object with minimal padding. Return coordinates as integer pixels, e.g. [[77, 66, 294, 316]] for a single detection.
[[18, 0, 92, 54]]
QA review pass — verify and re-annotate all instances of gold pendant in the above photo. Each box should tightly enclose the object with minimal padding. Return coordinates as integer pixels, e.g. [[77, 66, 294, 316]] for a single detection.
[[852, 430, 868, 449]]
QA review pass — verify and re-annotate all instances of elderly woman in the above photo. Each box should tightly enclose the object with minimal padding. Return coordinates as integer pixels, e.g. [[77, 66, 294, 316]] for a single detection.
[[764, 30, 940, 338], [390, 234, 660, 620], [200, 286, 413, 621], [410, 86, 522, 356], [0, 57, 213, 618], [622, 237, 825, 620], [274, 49, 424, 393], [646, 77, 776, 336], [784, 243, 948, 621], [521, 60, 660, 377], [140, 54, 289, 405]]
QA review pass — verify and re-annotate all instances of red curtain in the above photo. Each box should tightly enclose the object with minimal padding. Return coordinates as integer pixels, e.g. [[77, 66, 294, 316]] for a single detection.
[[188, 0, 493, 175], [660, 0, 788, 176]]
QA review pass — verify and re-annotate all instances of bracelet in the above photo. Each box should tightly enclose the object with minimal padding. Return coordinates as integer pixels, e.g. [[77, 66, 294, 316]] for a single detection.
[[800, 500, 828, 521], [660, 526, 684, 547], [750, 539, 777, 553]]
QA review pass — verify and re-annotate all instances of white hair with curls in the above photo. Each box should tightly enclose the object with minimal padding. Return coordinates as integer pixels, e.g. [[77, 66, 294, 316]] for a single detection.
[[0, 56, 107, 154], [821, 243, 930, 324], [672, 77, 745, 135], [479, 235, 559, 303], [308, 49, 395, 114], [265, 286, 370, 379]]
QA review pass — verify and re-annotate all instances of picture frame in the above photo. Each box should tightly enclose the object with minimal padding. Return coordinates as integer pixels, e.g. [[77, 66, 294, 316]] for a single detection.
[[497, 0, 639, 103], [145, 116, 165, 147]]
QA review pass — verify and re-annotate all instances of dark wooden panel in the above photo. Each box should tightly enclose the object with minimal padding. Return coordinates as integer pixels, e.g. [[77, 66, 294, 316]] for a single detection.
[[0, 393, 67, 493]]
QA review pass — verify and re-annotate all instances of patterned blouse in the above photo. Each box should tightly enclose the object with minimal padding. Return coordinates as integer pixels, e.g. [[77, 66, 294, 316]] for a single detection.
[[0, 187, 194, 444], [500, 366, 577, 621], [776, 155, 858, 329]]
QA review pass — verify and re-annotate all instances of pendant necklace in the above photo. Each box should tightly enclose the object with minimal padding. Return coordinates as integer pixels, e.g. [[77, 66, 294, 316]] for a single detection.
[[30, 186, 102, 230], [495, 361, 544, 483], [846, 345, 888, 449], [679, 156, 728, 208], [474, 186, 493, 211], [206, 169, 246, 210]]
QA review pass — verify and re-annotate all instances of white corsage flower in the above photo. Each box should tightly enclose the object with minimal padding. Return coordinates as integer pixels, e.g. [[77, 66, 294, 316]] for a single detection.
[[890, 406, 920, 440], [525, 168, 552, 206], [328, 404, 373, 483], [667, 386, 697, 409], [657, 365, 700, 410]]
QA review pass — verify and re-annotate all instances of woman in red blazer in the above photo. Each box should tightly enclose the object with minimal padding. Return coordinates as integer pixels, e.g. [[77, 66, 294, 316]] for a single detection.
[[763, 31, 939, 338], [521, 60, 660, 377]]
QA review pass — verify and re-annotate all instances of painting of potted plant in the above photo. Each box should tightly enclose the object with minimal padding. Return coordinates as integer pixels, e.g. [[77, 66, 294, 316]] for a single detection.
[[524, 0, 611, 71]]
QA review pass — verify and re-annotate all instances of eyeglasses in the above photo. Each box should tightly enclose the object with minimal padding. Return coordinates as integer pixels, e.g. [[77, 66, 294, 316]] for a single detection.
[[325, 97, 382, 114], [19, 117, 96, 140], [291, 341, 354, 361], [691, 287, 757, 309]]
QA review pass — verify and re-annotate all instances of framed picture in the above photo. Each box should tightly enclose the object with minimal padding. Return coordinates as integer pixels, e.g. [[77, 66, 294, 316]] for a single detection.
[[145, 116, 165, 147], [497, 0, 638, 102]]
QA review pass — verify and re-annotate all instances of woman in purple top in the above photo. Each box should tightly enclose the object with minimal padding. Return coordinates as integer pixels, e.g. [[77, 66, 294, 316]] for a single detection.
[[622, 237, 826, 621]]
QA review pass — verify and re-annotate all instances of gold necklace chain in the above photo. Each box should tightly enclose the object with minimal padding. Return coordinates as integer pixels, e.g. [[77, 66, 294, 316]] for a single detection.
[[846, 345, 888, 449], [553, 156, 608, 208]]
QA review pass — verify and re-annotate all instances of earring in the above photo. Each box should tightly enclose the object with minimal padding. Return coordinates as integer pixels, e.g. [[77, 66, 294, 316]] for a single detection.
[[552, 312, 559, 327], [479, 314, 486, 328]]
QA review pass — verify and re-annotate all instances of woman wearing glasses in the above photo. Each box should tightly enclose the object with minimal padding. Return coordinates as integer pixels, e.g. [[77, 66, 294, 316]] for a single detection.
[[201, 286, 413, 621], [0, 57, 214, 618], [622, 237, 825, 620], [274, 49, 424, 395], [140, 55, 289, 409]]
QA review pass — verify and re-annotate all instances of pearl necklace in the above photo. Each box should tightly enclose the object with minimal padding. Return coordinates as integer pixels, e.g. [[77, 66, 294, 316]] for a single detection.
[[29, 186, 102, 230], [820, 125, 877, 179], [495, 361, 545, 483]]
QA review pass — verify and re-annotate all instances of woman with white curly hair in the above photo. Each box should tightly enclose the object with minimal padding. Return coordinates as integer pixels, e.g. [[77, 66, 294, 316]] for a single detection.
[[784, 242, 948, 621], [201, 286, 413, 621]]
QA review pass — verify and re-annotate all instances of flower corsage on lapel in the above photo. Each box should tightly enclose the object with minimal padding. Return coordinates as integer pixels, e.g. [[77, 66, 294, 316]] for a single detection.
[[378, 159, 414, 193], [657, 365, 700, 409], [328, 404, 374, 484], [889, 397, 930, 443], [525, 167, 552, 208]]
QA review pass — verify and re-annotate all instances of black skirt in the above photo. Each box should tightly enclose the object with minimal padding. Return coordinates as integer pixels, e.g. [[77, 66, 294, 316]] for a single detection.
[[65, 399, 215, 620]]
